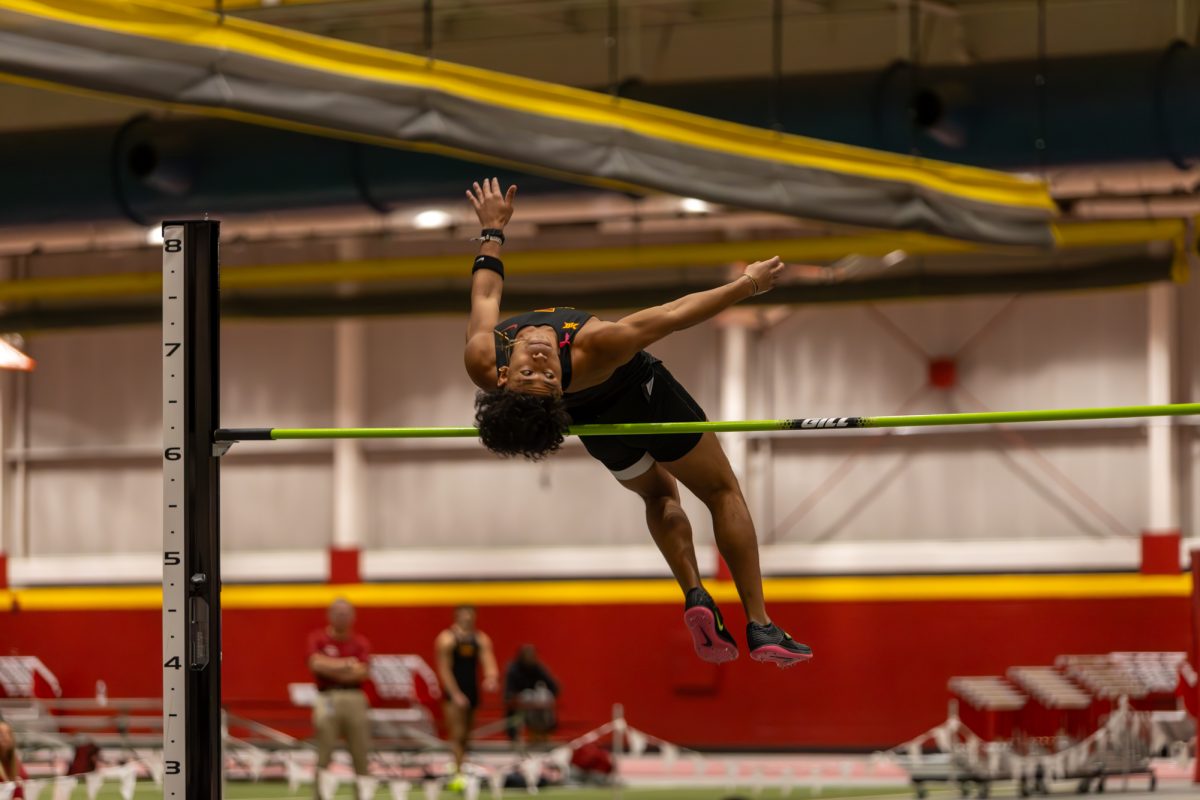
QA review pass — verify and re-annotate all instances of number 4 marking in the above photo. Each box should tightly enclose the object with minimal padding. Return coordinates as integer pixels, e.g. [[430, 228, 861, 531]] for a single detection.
[[165, 656, 181, 670]]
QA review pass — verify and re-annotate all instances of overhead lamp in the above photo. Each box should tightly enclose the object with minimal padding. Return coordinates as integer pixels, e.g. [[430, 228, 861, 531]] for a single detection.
[[680, 198, 711, 214], [413, 209, 454, 230], [0, 336, 34, 371]]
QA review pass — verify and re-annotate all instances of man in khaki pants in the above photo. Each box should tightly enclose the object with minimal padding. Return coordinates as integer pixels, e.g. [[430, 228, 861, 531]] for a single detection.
[[308, 598, 372, 786]]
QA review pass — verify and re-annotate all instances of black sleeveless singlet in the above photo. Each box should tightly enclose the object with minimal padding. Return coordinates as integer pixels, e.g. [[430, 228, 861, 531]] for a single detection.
[[451, 631, 480, 707], [494, 308, 656, 411]]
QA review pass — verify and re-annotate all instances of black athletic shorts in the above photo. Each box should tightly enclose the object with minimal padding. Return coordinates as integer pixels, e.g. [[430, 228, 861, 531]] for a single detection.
[[569, 360, 707, 480]]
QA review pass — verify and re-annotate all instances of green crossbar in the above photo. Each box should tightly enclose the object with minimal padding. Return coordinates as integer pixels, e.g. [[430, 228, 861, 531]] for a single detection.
[[214, 403, 1200, 441]]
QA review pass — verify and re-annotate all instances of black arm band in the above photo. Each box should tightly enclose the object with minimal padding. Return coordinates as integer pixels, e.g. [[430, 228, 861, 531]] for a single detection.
[[481, 228, 506, 244], [472, 255, 505, 278]]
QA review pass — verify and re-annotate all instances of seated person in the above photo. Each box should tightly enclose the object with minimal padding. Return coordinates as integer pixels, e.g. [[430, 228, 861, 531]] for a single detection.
[[504, 645, 559, 742]]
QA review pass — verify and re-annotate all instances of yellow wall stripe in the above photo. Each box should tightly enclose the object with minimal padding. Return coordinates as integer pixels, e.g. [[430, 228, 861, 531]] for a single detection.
[[0, 0, 1053, 213], [3, 574, 1191, 612]]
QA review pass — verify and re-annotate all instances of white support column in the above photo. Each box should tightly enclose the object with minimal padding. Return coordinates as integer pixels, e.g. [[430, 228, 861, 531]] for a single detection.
[[714, 316, 753, 581], [0, 259, 8, 580], [3, 256, 28, 567], [0, 371, 6, 587], [1144, 282, 1181, 572], [331, 319, 368, 572], [719, 320, 750, 485], [11, 352, 27, 563]]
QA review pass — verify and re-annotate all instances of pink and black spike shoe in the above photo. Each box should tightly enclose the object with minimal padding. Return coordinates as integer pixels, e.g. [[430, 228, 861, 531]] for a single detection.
[[747, 621, 813, 669], [683, 586, 740, 664]]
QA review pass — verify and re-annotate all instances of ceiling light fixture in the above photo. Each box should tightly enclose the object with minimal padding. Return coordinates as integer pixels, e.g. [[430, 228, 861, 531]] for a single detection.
[[413, 209, 453, 230]]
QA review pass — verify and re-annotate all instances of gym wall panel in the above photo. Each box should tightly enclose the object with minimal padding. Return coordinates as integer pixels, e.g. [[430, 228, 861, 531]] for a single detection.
[[766, 430, 1146, 544], [758, 304, 928, 418], [366, 317, 480, 428], [221, 458, 333, 551], [363, 448, 710, 550], [215, 321, 337, 551], [27, 327, 159, 448], [759, 290, 1147, 419], [27, 463, 159, 555], [220, 321, 335, 429], [955, 290, 1147, 411], [758, 287, 1151, 545]]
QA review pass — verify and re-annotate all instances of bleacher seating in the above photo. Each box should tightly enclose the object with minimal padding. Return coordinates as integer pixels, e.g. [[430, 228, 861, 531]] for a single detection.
[[948, 676, 1027, 741], [1057, 654, 1146, 700]]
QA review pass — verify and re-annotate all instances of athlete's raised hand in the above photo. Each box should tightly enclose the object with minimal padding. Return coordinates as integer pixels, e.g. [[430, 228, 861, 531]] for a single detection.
[[466, 178, 518, 229], [742, 255, 786, 295]]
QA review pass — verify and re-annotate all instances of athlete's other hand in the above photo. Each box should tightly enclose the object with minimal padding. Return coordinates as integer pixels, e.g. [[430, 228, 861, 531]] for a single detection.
[[482, 676, 499, 694], [451, 691, 470, 709], [743, 255, 785, 295], [466, 178, 518, 229]]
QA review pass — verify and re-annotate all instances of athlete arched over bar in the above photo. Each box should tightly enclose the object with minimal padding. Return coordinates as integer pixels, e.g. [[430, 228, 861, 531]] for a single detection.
[[462, 179, 811, 668]]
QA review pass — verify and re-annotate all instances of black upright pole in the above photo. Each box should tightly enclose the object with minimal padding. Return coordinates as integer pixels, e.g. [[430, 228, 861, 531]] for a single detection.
[[187, 221, 221, 800], [163, 220, 222, 800]]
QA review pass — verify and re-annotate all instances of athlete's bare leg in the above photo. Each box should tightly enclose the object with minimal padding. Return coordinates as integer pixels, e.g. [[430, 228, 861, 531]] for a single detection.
[[619, 463, 702, 592], [661, 433, 769, 625], [443, 703, 472, 772]]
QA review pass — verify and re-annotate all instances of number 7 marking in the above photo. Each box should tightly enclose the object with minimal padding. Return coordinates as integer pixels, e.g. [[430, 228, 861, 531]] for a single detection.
[[165, 343, 181, 357]]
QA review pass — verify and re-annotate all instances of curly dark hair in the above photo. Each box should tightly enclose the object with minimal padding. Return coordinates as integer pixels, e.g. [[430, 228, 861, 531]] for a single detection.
[[474, 389, 571, 460]]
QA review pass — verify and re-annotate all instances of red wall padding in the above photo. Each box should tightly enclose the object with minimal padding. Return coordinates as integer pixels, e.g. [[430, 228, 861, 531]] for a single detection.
[[2, 595, 1190, 748]]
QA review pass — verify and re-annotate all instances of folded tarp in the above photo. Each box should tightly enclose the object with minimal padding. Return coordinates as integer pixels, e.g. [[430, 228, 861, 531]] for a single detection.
[[0, 0, 1057, 246]]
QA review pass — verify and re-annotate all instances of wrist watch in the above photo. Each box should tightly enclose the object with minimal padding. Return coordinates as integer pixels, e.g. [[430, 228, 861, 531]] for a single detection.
[[474, 228, 506, 245]]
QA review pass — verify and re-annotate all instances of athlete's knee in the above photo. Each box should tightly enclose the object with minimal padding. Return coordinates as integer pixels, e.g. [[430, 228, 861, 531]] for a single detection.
[[646, 492, 687, 521], [695, 481, 745, 510], [625, 473, 676, 504]]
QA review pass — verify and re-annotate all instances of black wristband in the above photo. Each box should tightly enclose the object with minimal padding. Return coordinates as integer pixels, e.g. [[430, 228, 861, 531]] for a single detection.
[[480, 228, 506, 244], [472, 254, 504, 278]]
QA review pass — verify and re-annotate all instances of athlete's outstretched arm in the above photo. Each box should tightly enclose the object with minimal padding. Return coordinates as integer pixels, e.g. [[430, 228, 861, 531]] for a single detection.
[[477, 631, 500, 693], [463, 179, 517, 389], [585, 256, 786, 361]]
